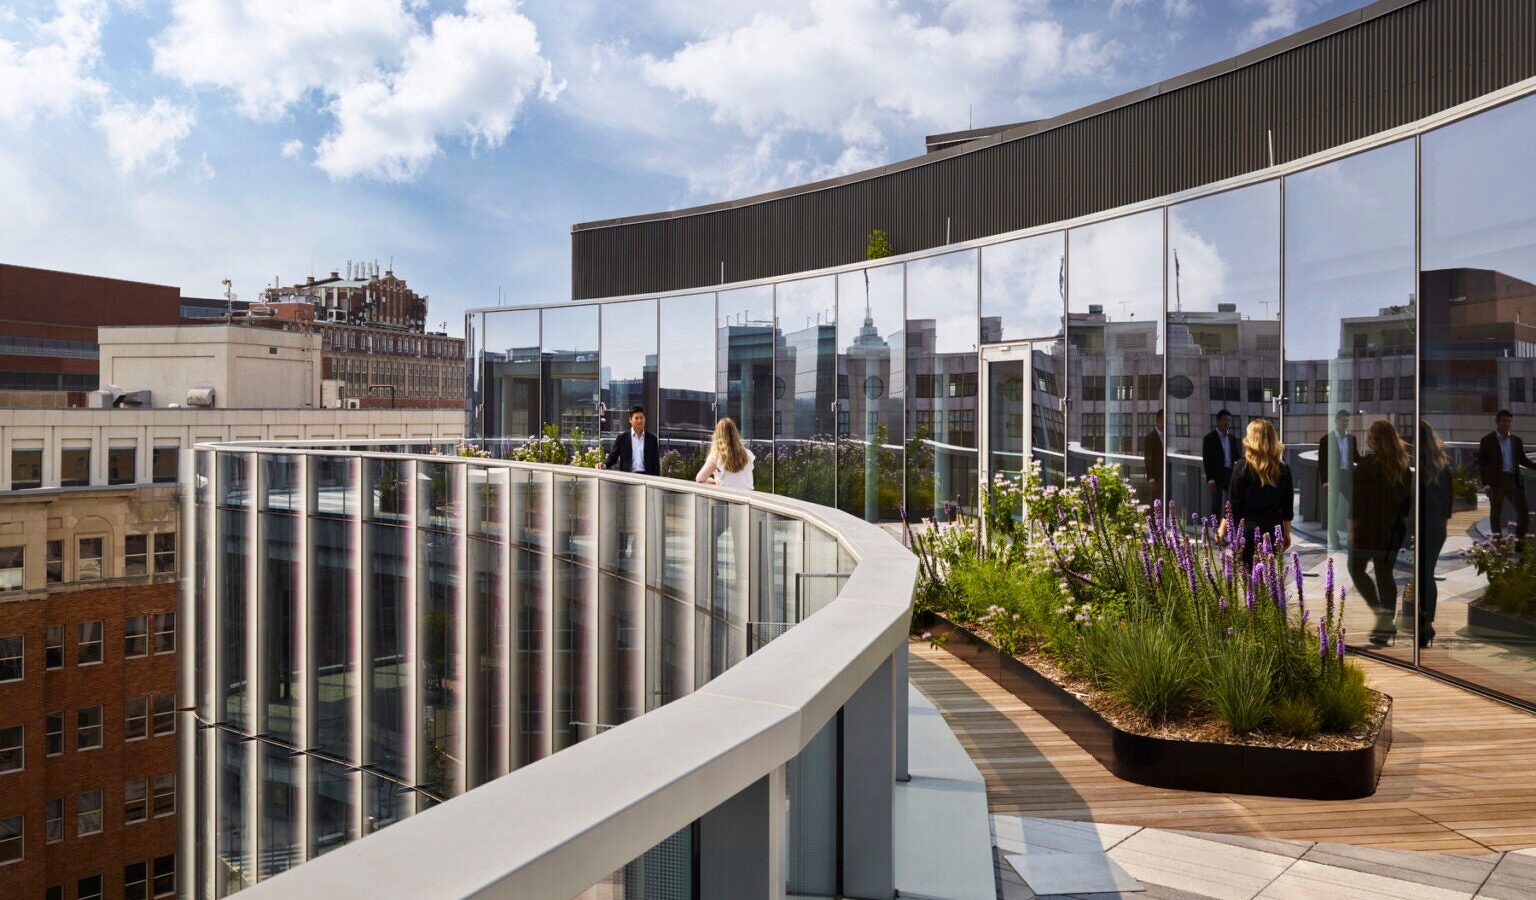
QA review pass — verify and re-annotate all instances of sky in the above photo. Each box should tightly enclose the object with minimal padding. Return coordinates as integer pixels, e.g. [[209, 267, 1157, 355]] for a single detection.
[[0, 0, 1371, 337]]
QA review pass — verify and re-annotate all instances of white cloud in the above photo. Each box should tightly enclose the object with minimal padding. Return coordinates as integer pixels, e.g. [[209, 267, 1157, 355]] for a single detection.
[[151, 0, 420, 120], [0, 0, 109, 124], [315, 0, 561, 181], [96, 97, 196, 176], [280, 138, 303, 159], [1242, 0, 1309, 43]]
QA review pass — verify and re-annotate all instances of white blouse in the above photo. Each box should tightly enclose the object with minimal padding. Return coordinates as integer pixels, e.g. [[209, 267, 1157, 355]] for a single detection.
[[711, 449, 756, 490]]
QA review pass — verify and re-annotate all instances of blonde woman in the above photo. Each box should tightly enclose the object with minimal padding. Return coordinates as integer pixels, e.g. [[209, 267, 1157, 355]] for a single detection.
[[1349, 419, 1413, 645], [1225, 418, 1293, 569], [695, 418, 755, 490]]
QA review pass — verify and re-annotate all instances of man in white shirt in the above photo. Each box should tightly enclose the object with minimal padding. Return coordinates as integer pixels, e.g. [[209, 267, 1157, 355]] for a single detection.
[[598, 405, 660, 476], [1202, 409, 1241, 516], [1318, 410, 1361, 551], [1479, 409, 1536, 539]]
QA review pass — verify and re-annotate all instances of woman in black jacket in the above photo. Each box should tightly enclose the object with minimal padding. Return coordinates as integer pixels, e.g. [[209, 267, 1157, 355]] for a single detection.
[[1349, 419, 1413, 646], [1416, 420, 1453, 648], [1226, 418, 1294, 570]]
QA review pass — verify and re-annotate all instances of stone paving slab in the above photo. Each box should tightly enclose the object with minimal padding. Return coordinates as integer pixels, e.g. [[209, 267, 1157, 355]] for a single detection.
[[991, 815, 1142, 856], [1107, 829, 1294, 900], [1256, 858, 1469, 900], [1006, 851, 1144, 896], [1169, 830, 1314, 860], [1478, 849, 1536, 900], [1299, 841, 1497, 894]]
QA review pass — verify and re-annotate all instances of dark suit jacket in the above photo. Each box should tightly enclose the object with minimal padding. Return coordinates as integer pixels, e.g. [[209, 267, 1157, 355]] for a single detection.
[[1201, 429, 1240, 488], [603, 431, 661, 476], [1349, 455, 1412, 551], [1317, 431, 1362, 493], [1143, 430, 1164, 485], [1478, 431, 1536, 488]]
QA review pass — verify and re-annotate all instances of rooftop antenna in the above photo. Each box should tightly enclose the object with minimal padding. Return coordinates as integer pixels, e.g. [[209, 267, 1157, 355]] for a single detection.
[[1173, 249, 1182, 315], [347, 259, 352, 280]]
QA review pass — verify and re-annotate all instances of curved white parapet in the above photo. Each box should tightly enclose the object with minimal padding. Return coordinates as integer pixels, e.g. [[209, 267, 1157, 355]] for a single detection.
[[180, 440, 916, 899]]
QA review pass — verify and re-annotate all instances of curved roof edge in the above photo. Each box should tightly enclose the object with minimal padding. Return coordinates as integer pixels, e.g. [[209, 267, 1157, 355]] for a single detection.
[[571, 0, 1415, 233]]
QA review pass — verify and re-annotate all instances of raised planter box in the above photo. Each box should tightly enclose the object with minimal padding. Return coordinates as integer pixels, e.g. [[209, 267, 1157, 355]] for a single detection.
[[1467, 600, 1536, 643], [922, 614, 1392, 800]]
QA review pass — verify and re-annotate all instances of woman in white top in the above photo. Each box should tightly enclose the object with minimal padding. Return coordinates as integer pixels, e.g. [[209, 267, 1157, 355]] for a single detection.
[[695, 417, 755, 490]]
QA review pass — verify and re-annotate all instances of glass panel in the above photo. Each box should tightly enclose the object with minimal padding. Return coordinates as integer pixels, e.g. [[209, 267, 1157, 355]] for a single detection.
[[648, 489, 695, 706], [312, 456, 356, 518], [542, 305, 601, 441], [553, 475, 596, 749], [481, 308, 541, 442], [261, 514, 301, 745], [216, 732, 251, 897], [418, 487, 463, 798], [152, 446, 179, 483], [836, 264, 905, 522], [468, 537, 506, 785], [218, 508, 248, 729], [366, 523, 409, 779], [10, 448, 41, 489], [718, 285, 775, 490], [363, 771, 413, 835], [787, 716, 838, 895], [1421, 95, 1536, 697], [906, 251, 979, 520], [599, 480, 646, 729], [774, 276, 837, 505], [365, 458, 409, 524], [985, 357, 1027, 484], [1167, 182, 1281, 521], [311, 516, 353, 760], [1068, 210, 1164, 496], [659, 293, 717, 479], [310, 758, 355, 857], [696, 499, 749, 680], [982, 231, 1066, 343], [60, 447, 89, 487], [468, 465, 506, 541], [108, 446, 136, 485], [1285, 140, 1416, 658], [219, 453, 252, 507], [512, 470, 548, 767], [259, 744, 299, 879], [601, 300, 659, 445]]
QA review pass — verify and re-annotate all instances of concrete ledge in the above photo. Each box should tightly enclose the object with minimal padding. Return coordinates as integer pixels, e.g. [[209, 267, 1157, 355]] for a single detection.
[[895, 685, 995, 900]]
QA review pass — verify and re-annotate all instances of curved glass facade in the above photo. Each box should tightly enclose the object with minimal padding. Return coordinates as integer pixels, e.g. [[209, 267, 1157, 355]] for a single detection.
[[187, 447, 852, 896], [470, 90, 1536, 705]]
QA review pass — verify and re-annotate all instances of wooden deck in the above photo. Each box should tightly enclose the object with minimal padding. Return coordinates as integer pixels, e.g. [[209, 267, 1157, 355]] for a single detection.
[[909, 640, 1536, 855]]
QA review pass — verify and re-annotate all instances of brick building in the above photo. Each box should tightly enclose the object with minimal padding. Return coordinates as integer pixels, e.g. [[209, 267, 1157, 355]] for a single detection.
[[261, 262, 426, 332]]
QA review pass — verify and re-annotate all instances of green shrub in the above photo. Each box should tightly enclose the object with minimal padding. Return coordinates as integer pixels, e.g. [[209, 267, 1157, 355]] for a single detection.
[[866, 228, 895, 260], [1268, 695, 1320, 738], [1202, 640, 1275, 733], [1314, 663, 1374, 732], [949, 558, 1019, 624], [1101, 619, 1194, 723]]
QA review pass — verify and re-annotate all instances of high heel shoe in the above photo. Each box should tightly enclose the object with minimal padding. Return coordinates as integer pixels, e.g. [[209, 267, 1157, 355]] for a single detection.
[[1417, 624, 1435, 649]]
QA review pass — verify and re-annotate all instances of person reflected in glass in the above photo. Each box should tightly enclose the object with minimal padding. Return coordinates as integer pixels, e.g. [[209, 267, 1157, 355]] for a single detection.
[[1478, 409, 1535, 540], [1142, 409, 1165, 506], [597, 405, 660, 475], [1318, 409, 1362, 552], [1224, 418, 1293, 570], [1417, 421, 1453, 649], [1202, 409, 1241, 517], [695, 417, 756, 490], [1347, 420, 1413, 647]]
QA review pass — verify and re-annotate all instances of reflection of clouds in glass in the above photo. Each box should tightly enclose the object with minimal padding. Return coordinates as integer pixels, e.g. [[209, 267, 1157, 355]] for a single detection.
[[1167, 181, 1279, 314], [718, 284, 774, 325], [661, 293, 715, 392], [601, 299, 656, 386], [907, 250, 978, 354], [482, 308, 538, 353], [1422, 94, 1536, 282], [776, 275, 835, 330], [839, 263, 904, 384], [982, 232, 1063, 340], [541, 304, 598, 352], [1070, 208, 1162, 324], [1285, 141, 1415, 361]]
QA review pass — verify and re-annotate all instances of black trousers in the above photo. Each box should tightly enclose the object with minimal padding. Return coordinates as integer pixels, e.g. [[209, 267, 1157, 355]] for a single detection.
[[1348, 548, 1400, 632], [1490, 473, 1529, 539], [1208, 479, 1229, 517], [1416, 520, 1447, 634]]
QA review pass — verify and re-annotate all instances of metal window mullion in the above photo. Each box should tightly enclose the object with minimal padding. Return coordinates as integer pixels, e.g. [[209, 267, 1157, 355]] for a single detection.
[[539, 471, 555, 759], [403, 459, 420, 812], [245, 454, 262, 885], [453, 463, 470, 797], [349, 457, 367, 843], [498, 471, 513, 777], [1161, 205, 1170, 510], [1412, 132, 1423, 668], [295, 456, 312, 863]]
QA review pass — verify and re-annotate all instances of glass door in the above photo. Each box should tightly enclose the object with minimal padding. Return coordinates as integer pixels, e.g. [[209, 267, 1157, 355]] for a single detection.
[[980, 343, 1032, 495]]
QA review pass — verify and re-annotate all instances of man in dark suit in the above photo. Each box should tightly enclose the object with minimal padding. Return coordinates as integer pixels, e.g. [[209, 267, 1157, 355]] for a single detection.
[[598, 405, 661, 476], [1141, 409, 1165, 505], [1318, 409, 1362, 551], [1479, 409, 1536, 539], [1201, 409, 1241, 517]]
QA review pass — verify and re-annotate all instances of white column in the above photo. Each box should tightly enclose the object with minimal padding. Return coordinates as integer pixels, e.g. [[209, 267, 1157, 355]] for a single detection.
[[841, 652, 896, 899], [698, 766, 787, 900]]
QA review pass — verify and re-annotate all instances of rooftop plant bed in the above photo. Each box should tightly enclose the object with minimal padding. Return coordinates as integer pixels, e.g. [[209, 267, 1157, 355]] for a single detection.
[[908, 463, 1392, 799], [1466, 533, 1536, 640]]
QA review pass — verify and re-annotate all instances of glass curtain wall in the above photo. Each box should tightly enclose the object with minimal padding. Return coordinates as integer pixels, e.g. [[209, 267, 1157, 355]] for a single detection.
[[774, 276, 837, 506], [982, 233, 1067, 485], [1166, 183, 1281, 521], [659, 294, 717, 479], [906, 251, 979, 520], [718, 286, 776, 491], [836, 264, 905, 521], [481, 309, 540, 443], [1285, 141, 1417, 660], [600, 300, 658, 444], [541, 306, 601, 443], [1068, 210, 1165, 500]]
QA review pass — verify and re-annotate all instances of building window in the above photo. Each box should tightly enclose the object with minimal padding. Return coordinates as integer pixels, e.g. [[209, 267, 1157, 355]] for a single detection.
[[46, 798, 63, 843], [1083, 375, 1106, 401], [151, 693, 175, 736], [1173, 412, 1190, 438], [77, 706, 103, 750], [0, 725, 21, 773], [126, 696, 148, 741], [60, 447, 90, 487], [78, 874, 102, 900], [153, 854, 175, 896], [108, 446, 136, 485], [46, 886, 60, 900], [77, 790, 103, 836], [1513, 377, 1527, 404], [152, 447, 178, 483], [45, 625, 63, 669], [45, 711, 62, 755], [153, 612, 175, 654], [126, 862, 147, 900], [152, 773, 175, 817], [154, 533, 176, 575], [1380, 377, 1395, 401], [1294, 381, 1309, 404], [125, 616, 147, 658], [1358, 379, 1373, 402], [77, 538, 104, 581], [125, 779, 148, 824], [10, 448, 41, 489], [78, 620, 103, 665], [125, 535, 148, 577], [0, 815, 21, 865], [1338, 379, 1353, 402], [0, 635, 19, 682], [1400, 375, 1414, 400], [0, 547, 21, 592], [46, 540, 62, 584]]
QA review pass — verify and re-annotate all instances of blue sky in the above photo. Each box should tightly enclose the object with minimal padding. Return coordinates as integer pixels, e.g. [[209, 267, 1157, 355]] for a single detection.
[[0, 0, 1366, 336]]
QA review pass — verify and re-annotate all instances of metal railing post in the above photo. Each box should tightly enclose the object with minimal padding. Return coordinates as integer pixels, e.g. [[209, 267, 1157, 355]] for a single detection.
[[895, 641, 910, 782], [698, 766, 787, 900], [841, 652, 896, 899]]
